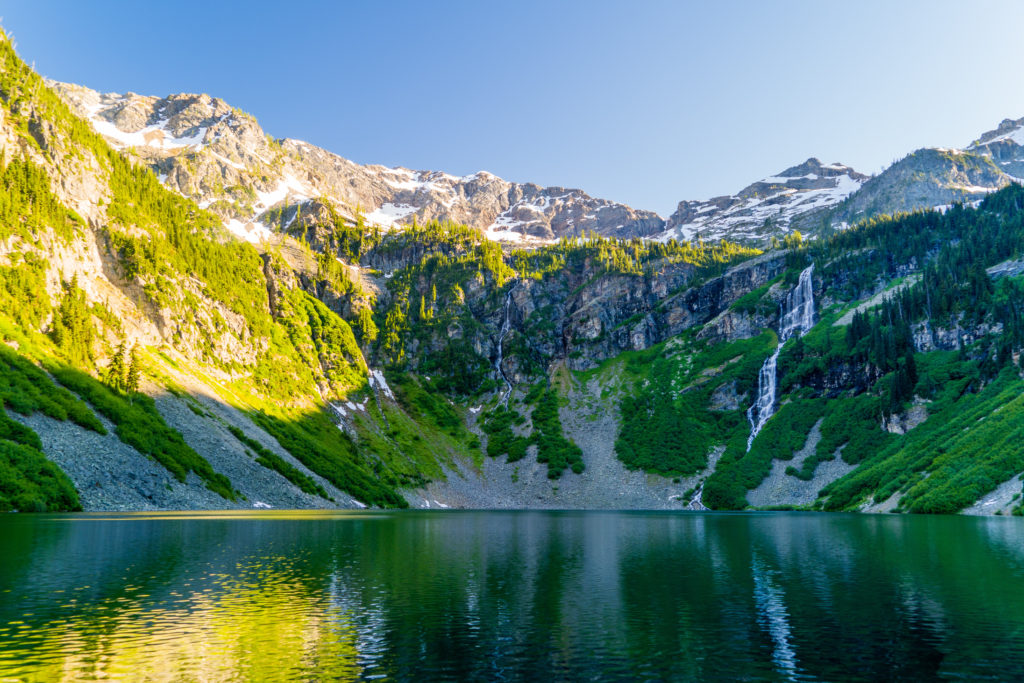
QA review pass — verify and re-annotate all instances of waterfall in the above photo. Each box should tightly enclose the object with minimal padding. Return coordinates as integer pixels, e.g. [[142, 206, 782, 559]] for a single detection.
[[746, 265, 815, 451], [495, 286, 516, 406]]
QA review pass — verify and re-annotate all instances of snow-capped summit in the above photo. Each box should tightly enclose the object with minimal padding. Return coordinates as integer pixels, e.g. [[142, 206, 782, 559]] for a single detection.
[[49, 80, 1024, 249], [655, 158, 868, 243], [50, 81, 663, 245], [967, 117, 1024, 180]]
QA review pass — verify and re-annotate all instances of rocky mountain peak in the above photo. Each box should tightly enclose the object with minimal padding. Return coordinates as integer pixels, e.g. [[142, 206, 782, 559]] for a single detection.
[[971, 117, 1024, 149], [50, 81, 666, 245], [48, 78, 1024, 250], [656, 157, 868, 244]]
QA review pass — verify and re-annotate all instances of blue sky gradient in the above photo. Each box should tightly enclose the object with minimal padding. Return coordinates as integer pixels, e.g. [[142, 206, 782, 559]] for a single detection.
[[5, 0, 1024, 215]]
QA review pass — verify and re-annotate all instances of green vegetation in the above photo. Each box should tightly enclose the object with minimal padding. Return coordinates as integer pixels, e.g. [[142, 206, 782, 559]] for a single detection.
[[482, 406, 529, 462], [819, 359, 1024, 514], [251, 409, 408, 508], [420, 339, 493, 396], [0, 344, 108, 512], [226, 425, 330, 500], [50, 277, 95, 368], [480, 386, 583, 478], [390, 373, 466, 438], [7, 24, 1024, 516], [729, 276, 781, 316], [0, 29, 421, 510], [615, 333, 775, 478], [0, 437, 79, 512], [280, 201, 381, 262], [787, 394, 892, 481], [50, 365, 236, 500], [529, 388, 584, 477], [512, 233, 760, 281], [0, 156, 81, 242], [0, 344, 105, 435], [0, 253, 50, 329], [703, 398, 824, 509]]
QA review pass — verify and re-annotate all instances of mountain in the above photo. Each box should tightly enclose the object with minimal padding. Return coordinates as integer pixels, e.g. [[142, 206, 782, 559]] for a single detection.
[[50, 81, 1024, 251], [50, 81, 666, 244], [658, 158, 869, 243], [0, 31, 1023, 517]]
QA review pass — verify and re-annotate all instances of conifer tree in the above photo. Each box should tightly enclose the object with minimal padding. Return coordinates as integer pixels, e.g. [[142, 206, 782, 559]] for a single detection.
[[107, 341, 127, 392], [355, 307, 378, 345], [126, 345, 141, 396], [51, 276, 95, 366], [381, 305, 406, 367]]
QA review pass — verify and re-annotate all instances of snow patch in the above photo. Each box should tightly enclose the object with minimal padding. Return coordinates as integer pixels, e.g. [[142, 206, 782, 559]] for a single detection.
[[369, 369, 395, 400], [656, 171, 865, 243], [253, 175, 312, 210], [85, 103, 208, 150], [224, 218, 273, 243], [366, 203, 418, 228]]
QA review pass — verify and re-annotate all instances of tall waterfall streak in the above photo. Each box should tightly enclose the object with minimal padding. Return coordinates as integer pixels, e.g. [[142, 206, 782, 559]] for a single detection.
[[746, 265, 815, 451], [496, 286, 516, 406]]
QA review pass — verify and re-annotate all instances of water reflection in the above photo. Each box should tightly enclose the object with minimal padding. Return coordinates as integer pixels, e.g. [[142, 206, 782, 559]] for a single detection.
[[1, 511, 1023, 680]]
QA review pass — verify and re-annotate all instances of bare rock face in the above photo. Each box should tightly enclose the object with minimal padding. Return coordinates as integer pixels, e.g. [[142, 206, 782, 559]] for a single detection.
[[882, 402, 930, 435], [407, 250, 789, 380], [831, 149, 1010, 227], [709, 380, 746, 411], [51, 79, 1024, 251], [911, 319, 1004, 353], [661, 158, 869, 244], [50, 81, 665, 245]]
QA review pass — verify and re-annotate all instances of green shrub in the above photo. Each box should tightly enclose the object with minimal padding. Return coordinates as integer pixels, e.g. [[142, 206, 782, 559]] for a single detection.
[[252, 409, 408, 508], [529, 388, 584, 478], [481, 406, 529, 462], [702, 398, 825, 509], [0, 439, 80, 512], [227, 425, 330, 500], [49, 365, 235, 500], [0, 345, 105, 434]]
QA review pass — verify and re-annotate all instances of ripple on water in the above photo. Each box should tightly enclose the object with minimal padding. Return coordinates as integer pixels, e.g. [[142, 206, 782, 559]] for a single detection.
[[1, 511, 1024, 680]]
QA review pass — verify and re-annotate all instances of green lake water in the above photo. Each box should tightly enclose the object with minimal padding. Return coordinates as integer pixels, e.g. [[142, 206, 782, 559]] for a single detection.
[[1, 510, 1023, 681]]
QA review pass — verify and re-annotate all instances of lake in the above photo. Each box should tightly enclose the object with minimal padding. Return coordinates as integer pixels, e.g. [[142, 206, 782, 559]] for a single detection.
[[1, 511, 1023, 681]]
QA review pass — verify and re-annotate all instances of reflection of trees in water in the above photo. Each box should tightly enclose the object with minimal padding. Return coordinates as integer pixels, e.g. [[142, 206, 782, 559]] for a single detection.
[[0, 514, 364, 681], [2, 512, 1024, 680]]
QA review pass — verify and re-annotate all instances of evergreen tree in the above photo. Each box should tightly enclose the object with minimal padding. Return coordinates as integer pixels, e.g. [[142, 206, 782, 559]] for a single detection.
[[381, 305, 406, 367], [355, 307, 378, 345], [106, 341, 127, 392], [51, 276, 94, 367], [126, 345, 141, 396]]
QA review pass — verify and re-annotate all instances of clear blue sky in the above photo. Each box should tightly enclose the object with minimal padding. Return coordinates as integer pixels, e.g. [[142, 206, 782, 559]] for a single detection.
[[5, 1, 1024, 215]]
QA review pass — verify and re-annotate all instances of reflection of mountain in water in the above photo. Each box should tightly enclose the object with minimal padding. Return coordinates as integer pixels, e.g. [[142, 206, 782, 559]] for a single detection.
[[1, 512, 1023, 680]]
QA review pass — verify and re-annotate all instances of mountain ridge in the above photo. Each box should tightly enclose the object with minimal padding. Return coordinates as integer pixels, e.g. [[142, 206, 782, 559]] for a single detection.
[[50, 80, 667, 244], [50, 80, 1024, 250]]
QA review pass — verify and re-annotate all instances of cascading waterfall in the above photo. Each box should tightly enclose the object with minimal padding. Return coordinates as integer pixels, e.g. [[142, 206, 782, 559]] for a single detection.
[[495, 286, 516, 406], [746, 264, 815, 451]]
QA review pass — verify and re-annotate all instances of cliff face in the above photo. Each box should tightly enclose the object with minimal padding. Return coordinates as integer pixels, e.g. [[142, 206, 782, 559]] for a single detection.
[[386, 249, 788, 386]]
